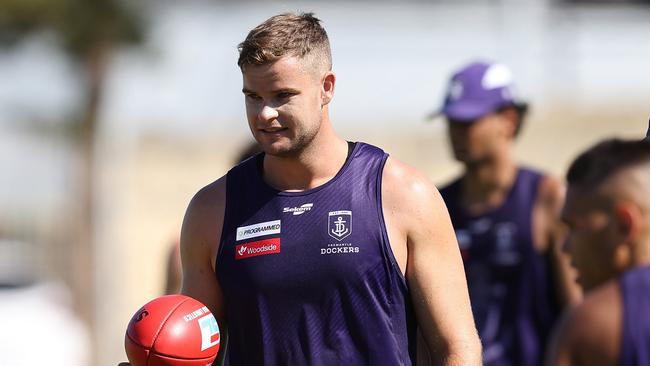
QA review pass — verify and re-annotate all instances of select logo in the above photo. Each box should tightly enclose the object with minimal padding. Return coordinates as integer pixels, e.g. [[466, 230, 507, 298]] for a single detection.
[[235, 238, 281, 260]]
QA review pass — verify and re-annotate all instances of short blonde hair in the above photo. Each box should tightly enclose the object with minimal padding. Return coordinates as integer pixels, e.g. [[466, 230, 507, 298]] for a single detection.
[[237, 12, 332, 73]]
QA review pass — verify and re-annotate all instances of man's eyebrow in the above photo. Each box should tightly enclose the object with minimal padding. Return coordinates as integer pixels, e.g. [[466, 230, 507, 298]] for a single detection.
[[242, 87, 300, 95], [271, 88, 300, 94]]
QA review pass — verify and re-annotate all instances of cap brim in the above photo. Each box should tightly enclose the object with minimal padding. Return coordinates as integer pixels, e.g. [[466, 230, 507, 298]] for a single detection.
[[425, 109, 444, 121], [426, 101, 529, 123], [424, 101, 491, 122], [443, 101, 494, 122]]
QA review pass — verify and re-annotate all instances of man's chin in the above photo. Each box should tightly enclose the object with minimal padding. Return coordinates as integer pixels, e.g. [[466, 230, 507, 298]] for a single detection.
[[262, 144, 299, 158], [454, 153, 492, 166], [577, 276, 603, 294], [454, 154, 477, 165]]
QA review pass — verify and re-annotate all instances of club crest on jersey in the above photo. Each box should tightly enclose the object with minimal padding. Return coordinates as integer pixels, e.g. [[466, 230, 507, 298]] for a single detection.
[[494, 222, 520, 265], [328, 210, 352, 241]]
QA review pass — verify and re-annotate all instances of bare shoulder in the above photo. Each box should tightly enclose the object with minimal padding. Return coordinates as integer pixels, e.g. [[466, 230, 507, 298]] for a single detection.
[[382, 156, 442, 214], [180, 175, 227, 276], [554, 280, 621, 366], [532, 174, 566, 253], [537, 174, 565, 211], [381, 156, 454, 248], [186, 176, 227, 220], [182, 175, 227, 248]]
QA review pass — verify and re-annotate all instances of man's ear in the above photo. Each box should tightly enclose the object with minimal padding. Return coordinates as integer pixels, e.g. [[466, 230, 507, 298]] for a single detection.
[[614, 201, 644, 243], [321, 71, 336, 106]]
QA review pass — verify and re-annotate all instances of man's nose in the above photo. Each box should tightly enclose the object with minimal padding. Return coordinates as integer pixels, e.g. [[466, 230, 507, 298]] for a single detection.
[[258, 104, 279, 122]]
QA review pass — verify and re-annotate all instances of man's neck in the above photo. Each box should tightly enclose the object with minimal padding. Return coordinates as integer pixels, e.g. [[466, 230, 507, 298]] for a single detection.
[[631, 236, 650, 268], [263, 128, 348, 192], [460, 153, 518, 214]]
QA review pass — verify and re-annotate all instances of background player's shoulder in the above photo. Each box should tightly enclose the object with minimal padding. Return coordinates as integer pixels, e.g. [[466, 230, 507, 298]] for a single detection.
[[561, 280, 621, 365], [535, 172, 565, 211]]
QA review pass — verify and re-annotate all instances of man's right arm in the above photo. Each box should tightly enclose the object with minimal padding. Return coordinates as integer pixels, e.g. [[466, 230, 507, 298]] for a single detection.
[[180, 177, 228, 365], [118, 176, 228, 365]]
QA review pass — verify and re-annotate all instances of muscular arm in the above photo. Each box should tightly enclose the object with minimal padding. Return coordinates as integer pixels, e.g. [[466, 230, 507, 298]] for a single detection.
[[180, 176, 228, 365], [534, 176, 582, 306], [382, 158, 481, 365]]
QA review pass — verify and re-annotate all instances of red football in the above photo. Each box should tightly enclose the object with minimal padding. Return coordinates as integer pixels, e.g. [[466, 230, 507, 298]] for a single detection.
[[125, 294, 220, 366]]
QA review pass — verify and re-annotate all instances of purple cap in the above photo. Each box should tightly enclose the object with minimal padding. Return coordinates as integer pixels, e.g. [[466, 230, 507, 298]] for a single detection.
[[431, 61, 527, 122]]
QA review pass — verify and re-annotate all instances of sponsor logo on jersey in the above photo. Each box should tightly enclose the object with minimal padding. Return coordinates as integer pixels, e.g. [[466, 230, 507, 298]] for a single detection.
[[283, 203, 314, 216], [328, 210, 352, 241], [235, 238, 281, 260], [236, 220, 281, 241], [197, 313, 220, 351], [494, 222, 520, 265], [470, 218, 492, 235]]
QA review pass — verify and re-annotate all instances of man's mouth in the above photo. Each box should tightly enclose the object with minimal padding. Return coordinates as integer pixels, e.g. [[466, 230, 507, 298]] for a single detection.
[[260, 127, 288, 133]]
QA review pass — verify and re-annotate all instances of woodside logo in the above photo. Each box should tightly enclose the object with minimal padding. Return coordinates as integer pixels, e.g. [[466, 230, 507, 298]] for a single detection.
[[235, 238, 281, 260]]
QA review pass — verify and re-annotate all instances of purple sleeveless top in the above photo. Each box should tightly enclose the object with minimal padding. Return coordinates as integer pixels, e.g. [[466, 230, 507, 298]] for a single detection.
[[440, 168, 559, 366], [620, 265, 650, 366], [216, 142, 416, 365]]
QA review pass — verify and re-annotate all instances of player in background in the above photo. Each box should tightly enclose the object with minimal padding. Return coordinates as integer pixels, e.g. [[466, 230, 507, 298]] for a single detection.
[[547, 133, 650, 366], [430, 60, 580, 366]]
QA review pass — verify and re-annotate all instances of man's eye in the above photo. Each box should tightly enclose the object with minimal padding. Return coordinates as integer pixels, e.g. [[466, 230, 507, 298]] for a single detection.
[[277, 92, 293, 99], [246, 94, 262, 100]]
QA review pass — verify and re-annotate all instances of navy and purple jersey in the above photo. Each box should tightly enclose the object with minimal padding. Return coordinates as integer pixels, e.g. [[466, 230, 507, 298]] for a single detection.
[[216, 142, 416, 365], [440, 168, 560, 366], [620, 265, 650, 366]]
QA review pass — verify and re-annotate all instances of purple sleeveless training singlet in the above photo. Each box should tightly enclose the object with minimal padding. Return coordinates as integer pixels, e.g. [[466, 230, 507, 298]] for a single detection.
[[620, 265, 650, 366], [440, 168, 560, 366], [216, 142, 417, 365]]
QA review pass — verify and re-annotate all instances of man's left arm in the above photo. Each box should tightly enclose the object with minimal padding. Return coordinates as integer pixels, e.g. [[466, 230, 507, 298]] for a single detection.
[[382, 158, 481, 365]]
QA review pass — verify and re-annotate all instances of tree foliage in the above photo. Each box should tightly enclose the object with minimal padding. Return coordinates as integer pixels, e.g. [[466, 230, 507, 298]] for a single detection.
[[0, 0, 143, 59]]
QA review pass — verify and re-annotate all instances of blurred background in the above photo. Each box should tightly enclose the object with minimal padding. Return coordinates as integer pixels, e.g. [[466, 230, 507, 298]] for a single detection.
[[0, 0, 648, 364]]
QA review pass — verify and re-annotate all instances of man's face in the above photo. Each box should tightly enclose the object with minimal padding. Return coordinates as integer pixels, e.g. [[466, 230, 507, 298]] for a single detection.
[[242, 56, 327, 157], [562, 187, 621, 292], [446, 113, 509, 164]]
